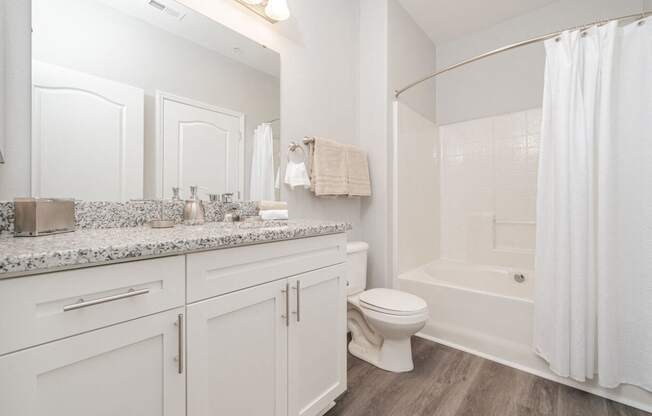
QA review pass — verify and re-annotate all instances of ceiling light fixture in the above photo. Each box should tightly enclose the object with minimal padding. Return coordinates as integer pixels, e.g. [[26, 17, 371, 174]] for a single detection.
[[232, 0, 290, 23], [265, 0, 290, 21]]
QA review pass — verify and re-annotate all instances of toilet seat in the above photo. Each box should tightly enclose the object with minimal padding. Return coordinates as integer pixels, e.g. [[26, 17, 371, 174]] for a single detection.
[[359, 288, 428, 316]]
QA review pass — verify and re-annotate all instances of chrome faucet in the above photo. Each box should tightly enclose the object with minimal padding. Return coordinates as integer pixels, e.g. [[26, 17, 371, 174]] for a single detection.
[[183, 186, 205, 225]]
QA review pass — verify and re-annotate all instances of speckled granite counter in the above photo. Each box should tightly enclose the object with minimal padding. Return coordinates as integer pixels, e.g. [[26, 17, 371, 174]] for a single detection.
[[0, 220, 349, 278]]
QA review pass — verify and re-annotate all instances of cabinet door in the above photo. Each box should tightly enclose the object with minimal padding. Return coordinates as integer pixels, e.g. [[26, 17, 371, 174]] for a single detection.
[[0, 308, 186, 416], [288, 264, 347, 416], [187, 279, 288, 416]]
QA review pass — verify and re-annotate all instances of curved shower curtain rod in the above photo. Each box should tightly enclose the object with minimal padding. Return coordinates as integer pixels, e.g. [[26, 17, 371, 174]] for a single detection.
[[395, 10, 652, 99]]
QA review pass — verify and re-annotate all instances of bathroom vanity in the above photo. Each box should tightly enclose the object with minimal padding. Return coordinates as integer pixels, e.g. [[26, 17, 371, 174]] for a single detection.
[[0, 1, 351, 413], [0, 221, 349, 416]]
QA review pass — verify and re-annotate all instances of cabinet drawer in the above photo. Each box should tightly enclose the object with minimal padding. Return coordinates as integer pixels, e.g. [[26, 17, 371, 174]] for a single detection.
[[0, 256, 185, 356], [187, 234, 346, 303]]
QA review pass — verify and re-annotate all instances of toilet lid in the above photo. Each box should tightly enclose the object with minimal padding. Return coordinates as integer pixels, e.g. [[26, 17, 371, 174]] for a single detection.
[[359, 289, 428, 316]]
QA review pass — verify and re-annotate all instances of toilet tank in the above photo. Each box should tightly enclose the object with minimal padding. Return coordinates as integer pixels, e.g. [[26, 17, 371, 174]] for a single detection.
[[346, 241, 369, 296]]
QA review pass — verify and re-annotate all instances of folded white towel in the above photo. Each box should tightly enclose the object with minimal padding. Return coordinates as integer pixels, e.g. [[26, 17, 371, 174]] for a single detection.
[[260, 209, 289, 220], [284, 161, 311, 189], [258, 200, 288, 211]]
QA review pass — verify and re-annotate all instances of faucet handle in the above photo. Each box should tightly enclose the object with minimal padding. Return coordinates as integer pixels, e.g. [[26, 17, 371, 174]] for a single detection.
[[189, 186, 199, 200], [171, 187, 181, 200]]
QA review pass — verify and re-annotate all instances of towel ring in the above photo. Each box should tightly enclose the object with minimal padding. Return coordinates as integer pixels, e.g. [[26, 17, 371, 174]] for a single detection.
[[287, 141, 306, 162]]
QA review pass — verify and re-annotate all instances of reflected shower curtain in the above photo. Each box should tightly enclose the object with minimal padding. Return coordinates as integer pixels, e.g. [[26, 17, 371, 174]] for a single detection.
[[534, 19, 652, 391], [249, 123, 275, 201]]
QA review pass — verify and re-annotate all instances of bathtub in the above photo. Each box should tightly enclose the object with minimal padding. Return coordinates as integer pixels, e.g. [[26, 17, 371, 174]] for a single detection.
[[398, 259, 652, 412], [398, 260, 535, 364]]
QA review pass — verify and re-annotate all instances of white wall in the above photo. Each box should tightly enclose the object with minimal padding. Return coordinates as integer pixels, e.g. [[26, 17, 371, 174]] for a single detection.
[[357, 0, 438, 287], [436, 0, 650, 125], [174, 0, 363, 238], [388, 0, 439, 276], [388, 0, 436, 123], [358, 0, 390, 288], [32, 0, 280, 200]]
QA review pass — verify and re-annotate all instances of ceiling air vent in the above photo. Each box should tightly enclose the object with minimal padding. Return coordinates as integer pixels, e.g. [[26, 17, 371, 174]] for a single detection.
[[148, 0, 166, 11], [147, 0, 186, 21]]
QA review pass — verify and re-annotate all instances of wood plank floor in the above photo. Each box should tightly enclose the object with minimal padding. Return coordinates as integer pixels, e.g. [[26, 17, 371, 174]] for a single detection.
[[329, 337, 650, 416]]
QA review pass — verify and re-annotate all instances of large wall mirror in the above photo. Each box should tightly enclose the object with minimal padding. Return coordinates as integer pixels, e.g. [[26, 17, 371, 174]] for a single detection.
[[31, 0, 281, 201]]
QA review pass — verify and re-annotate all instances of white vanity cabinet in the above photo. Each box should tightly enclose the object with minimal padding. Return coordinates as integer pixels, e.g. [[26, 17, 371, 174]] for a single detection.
[[186, 264, 347, 416], [0, 233, 348, 416], [288, 267, 347, 416], [0, 308, 186, 416], [187, 278, 289, 416], [185, 234, 348, 416]]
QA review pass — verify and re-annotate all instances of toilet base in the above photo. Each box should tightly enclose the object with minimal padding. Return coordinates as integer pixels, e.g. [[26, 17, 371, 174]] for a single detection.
[[348, 336, 415, 373]]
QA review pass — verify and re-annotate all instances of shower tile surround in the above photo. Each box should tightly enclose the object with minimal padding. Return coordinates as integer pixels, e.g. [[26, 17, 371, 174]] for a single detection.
[[439, 108, 541, 269], [0, 200, 259, 235]]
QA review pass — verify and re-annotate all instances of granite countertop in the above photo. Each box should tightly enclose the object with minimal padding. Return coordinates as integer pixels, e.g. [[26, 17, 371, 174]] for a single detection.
[[0, 220, 350, 278]]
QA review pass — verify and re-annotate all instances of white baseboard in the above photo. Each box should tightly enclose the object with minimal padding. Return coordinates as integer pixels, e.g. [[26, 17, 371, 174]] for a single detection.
[[415, 332, 652, 414], [318, 401, 336, 416]]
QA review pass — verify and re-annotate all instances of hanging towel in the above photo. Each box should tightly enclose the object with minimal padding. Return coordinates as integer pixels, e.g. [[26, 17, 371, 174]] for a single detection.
[[345, 145, 371, 197], [308, 138, 349, 196], [284, 160, 311, 189], [250, 123, 275, 200], [307, 137, 372, 197]]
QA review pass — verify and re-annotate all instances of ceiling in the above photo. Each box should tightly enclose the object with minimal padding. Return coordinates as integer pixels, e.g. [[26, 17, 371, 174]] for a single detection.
[[396, 0, 558, 44], [93, 0, 280, 77]]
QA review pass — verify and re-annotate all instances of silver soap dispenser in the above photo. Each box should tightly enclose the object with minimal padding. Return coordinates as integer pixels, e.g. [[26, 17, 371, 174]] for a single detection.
[[183, 186, 205, 225]]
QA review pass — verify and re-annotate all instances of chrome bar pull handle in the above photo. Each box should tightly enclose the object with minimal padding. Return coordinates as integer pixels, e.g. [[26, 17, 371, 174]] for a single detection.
[[295, 281, 301, 322], [177, 313, 184, 374], [281, 283, 289, 327], [63, 288, 150, 312]]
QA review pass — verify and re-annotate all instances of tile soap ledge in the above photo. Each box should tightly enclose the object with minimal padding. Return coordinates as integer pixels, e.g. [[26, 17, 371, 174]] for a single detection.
[[0, 219, 351, 278]]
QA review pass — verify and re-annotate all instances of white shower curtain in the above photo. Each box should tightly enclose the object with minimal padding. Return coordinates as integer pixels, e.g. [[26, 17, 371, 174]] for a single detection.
[[535, 19, 652, 391], [249, 123, 275, 201]]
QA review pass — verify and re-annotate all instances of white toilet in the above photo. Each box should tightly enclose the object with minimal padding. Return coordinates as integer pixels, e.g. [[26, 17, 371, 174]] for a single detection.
[[346, 241, 429, 373]]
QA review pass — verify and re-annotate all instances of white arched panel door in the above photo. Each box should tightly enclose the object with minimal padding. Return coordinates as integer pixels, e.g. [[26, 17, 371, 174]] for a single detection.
[[157, 92, 244, 200], [32, 61, 144, 201]]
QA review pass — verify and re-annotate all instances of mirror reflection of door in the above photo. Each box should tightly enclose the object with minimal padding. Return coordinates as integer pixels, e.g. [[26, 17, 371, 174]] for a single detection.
[[16, 0, 280, 203], [157, 92, 244, 201], [31, 61, 144, 201]]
